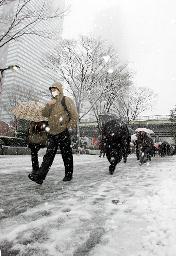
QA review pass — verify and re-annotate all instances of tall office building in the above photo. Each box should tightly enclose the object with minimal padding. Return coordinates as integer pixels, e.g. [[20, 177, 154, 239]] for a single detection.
[[0, 0, 65, 123]]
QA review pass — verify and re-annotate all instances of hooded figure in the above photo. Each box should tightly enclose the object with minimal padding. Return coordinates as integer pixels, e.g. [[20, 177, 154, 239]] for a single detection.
[[44, 82, 78, 134], [28, 82, 78, 184]]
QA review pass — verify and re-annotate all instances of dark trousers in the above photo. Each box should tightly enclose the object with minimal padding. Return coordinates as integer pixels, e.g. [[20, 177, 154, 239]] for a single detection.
[[106, 143, 122, 167], [29, 144, 41, 173], [36, 129, 73, 179]]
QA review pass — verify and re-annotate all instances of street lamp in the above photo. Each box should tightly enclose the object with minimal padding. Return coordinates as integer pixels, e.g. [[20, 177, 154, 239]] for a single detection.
[[0, 65, 20, 94], [0, 65, 20, 77], [0, 64, 20, 122]]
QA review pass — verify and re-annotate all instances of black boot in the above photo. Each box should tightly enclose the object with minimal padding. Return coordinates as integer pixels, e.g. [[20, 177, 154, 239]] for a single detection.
[[109, 165, 115, 175], [63, 172, 73, 181], [123, 157, 127, 163], [28, 173, 43, 185], [63, 177, 72, 182], [63, 176, 72, 181]]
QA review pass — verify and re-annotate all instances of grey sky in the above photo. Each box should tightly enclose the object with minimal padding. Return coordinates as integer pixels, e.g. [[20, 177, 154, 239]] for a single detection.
[[63, 0, 176, 116]]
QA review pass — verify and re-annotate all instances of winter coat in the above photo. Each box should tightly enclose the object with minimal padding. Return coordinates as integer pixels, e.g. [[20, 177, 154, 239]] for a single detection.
[[28, 121, 48, 147], [42, 82, 78, 135], [136, 132, 154, 150]]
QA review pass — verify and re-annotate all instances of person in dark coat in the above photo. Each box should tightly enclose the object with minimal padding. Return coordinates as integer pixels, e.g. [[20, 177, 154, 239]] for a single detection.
[[28, 121, 48, 175], [28, 82, 78, 184], [159, 141, 171, 157], [136, 131, 154, 163], [99, 135, 106, 157], [101, 119, 131, 175]]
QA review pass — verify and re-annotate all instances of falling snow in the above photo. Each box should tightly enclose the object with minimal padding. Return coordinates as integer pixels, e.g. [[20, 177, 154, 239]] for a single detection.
[[102, 55, 111, 63], [45, 127, 50, 132], [107, 68, 113, 74], [59, 116, 63, 122]]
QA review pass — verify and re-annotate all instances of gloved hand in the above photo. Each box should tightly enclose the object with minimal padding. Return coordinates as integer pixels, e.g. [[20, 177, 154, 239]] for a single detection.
[[47, 99, 56, 106]]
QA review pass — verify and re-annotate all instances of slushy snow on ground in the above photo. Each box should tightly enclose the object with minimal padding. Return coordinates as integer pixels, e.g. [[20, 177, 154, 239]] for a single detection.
[[0, 154, 176, 255]]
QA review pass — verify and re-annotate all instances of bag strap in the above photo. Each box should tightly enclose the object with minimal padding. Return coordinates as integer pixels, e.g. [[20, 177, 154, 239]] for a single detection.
[[61, 96, 71, 120]]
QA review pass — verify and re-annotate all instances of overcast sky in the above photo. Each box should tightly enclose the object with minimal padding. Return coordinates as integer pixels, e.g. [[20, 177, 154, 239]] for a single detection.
[[63, 0, 176, 116]]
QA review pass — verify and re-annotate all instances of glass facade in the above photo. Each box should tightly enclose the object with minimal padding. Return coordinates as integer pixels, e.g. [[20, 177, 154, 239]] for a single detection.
[[0, 0, 65, 123]]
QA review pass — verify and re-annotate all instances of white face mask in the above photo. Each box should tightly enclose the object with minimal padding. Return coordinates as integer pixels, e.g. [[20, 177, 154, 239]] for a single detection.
[[51, 91, 59, 98]]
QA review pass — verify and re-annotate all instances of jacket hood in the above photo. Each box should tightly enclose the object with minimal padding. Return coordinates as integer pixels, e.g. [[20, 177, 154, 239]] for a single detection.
[[49, 82, 63, 95]]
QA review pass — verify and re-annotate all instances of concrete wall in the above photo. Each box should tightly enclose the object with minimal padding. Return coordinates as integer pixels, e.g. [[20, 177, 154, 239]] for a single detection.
[[0, 146, 31, 155]]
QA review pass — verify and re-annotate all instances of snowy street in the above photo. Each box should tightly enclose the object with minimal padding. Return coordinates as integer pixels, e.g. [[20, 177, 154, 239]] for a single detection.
[[0, 154, 176, 256]]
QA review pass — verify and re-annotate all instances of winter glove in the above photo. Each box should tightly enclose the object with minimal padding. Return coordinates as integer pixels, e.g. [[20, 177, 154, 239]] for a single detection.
[[47, 99, 56, 106]]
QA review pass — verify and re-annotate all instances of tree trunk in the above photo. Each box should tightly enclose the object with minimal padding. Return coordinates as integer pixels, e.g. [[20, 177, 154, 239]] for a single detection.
[[77, 119, 81, 152]]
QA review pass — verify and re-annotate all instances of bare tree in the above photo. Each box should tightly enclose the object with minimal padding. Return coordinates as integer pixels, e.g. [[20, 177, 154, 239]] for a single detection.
[[86, 68, 131, 132], [0, 0, 67, 48], [0, 0, 15, 6], [112, 86, 156, 123], [0, 0, 16, 6]]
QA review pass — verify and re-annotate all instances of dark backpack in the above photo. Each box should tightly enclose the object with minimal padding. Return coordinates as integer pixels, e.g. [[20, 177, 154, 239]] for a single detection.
[[61, 96, 71, 121]]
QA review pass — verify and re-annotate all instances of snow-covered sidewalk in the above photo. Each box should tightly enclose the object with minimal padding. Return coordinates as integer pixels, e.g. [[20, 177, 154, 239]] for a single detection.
[[0, 154, 176, 256]]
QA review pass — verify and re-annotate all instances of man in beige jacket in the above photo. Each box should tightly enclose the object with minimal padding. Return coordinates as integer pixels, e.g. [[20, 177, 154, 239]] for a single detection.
[[28, 82, 78, 184]]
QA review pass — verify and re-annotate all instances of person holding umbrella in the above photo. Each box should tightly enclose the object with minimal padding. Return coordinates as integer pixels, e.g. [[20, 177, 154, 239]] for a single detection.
[[27, 121, 49, 175], [28, 82, 78, 184], [11, 101, 49, 177], [135, 130, 154, 164]]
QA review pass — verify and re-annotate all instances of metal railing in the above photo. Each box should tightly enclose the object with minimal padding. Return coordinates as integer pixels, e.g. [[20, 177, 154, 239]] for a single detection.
[[135, 115, 170, 121]]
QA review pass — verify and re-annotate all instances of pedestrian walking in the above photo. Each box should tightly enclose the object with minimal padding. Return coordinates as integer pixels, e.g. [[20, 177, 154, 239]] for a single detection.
[[136, 131, 154, 164], [27, 121, 48, 175], [28, 82, 78, 184], [98, 136, 106, 158], [101, 119, 131, 175]]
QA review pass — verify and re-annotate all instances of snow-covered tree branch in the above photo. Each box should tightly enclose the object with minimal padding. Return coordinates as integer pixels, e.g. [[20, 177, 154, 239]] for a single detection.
[[0, 0, 67, 48], [112, 86, 156, 123]]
